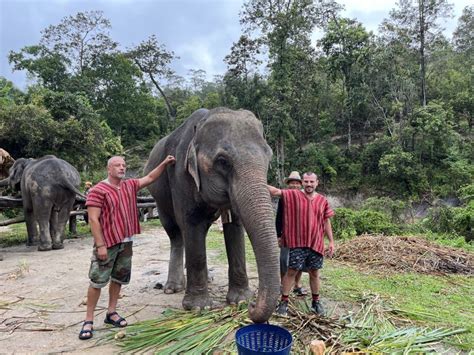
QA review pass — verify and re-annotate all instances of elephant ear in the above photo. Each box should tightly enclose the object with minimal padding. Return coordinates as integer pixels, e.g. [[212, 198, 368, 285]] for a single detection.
[[9, 159, 26, 186], [185, 139, 200, 191]]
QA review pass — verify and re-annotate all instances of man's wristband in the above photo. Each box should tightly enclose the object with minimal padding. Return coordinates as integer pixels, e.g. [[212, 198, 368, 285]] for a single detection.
[[96, 244, 105, 248]]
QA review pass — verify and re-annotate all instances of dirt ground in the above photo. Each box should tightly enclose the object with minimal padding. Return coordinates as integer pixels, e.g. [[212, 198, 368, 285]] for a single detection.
[[0, 225, 243, 354]]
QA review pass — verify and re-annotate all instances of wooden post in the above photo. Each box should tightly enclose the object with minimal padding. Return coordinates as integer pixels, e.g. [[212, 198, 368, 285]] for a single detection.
[[69, 215, 77, 234]]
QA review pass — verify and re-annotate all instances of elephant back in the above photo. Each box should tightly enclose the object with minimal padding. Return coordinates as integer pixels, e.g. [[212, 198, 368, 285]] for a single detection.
[[23, 156, 81, 194]]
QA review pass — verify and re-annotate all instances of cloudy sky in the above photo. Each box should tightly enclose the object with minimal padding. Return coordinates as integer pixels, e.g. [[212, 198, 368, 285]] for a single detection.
[[0, 0, 470, 90]]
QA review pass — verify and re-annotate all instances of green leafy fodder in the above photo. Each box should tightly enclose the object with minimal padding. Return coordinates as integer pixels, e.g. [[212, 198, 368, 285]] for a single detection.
[[107, 305, 248, 354]]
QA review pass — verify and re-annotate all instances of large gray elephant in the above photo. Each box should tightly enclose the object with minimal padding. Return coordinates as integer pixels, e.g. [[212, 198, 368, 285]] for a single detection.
[[144, 107, 280, 323], [0, 155, 83, 251]]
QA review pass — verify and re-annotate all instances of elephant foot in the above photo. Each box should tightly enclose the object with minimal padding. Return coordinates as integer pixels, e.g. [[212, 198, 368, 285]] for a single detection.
[[227, 286, 254, 305], [183, 292, 212, 311], [52, 243, 64, 250], [27, 239, 40, 246], [38, 244, 52, 251], [164, 280, 185, 294]]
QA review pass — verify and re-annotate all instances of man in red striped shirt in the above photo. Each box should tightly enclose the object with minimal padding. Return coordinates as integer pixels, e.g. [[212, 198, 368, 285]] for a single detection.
[[268, 172, 335, 316], [78, 155, 175, 340]]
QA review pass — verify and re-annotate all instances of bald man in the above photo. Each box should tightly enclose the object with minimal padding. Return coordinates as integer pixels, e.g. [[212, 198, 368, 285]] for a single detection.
[[79, 155, 175, 340]]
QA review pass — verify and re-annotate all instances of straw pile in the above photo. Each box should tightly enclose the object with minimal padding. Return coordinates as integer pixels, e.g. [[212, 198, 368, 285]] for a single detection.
[[334, 235, 474, 275]]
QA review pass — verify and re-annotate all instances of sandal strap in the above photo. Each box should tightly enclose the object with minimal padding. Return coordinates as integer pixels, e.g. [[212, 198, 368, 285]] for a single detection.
[[83, 320, 94, 325], [107, 311, 119, 317]]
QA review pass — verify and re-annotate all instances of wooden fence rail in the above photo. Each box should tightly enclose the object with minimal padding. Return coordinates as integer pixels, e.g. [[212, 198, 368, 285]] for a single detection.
[[0, 195, 158, 232]]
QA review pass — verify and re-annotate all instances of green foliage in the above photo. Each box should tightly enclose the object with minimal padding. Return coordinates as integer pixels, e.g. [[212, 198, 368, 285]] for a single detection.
[[353, 209, 399, 235], [0, 77, 24, 106], [362, 197, 406, 223], [333, 207, 398, 238], [332, 208, 357, 239], [0, 96, 122, 170], [2, 7, 472, 201], [458, 183, 474, 204], [1, 208, 21, 219], [422, 205, 473, 241], [175, 95, 203, 126]]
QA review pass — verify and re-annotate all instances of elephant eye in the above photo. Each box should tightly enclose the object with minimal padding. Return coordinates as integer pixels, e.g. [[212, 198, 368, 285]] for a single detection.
[[215, 156, 231, 170]]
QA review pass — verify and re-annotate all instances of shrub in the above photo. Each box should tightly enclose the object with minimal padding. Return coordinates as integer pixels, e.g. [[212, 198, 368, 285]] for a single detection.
[[353, 209, 398, 235], [458, 183, 474, 204], [361, 197, 406, 223], [423, 205, 473, 242], [332, 208, 357, 239], [423, 206, 454, 233]]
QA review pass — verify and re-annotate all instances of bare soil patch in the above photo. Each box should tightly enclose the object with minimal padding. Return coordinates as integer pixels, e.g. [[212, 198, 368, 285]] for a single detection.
[[334, 235, 474, 275], [0, 226, 237, 353]]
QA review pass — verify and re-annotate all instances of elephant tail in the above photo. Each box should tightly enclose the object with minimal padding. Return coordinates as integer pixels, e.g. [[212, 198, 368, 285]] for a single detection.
[[62, 180, 87, 201]]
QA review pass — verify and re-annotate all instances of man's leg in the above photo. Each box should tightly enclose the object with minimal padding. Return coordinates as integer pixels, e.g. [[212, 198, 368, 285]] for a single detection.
[[279, 247, 289, 283], [106, 242, 132, 326], [82, 286, 101, 337], [308, 269, 320, 295], [276, 268, 298, 316], [282, 268, 298, 296], [294, 271, 303, 288], [307, 249, 325, 315], [107, 281, 127, 326]]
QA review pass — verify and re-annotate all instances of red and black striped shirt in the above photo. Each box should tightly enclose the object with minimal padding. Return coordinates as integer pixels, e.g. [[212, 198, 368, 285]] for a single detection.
[[85, 179, 140, 248], [281, 189, 334, 254]]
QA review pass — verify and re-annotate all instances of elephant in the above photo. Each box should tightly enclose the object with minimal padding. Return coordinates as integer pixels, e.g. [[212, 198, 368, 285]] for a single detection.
[[144, 107, 280, 324], [0, 155, 84, 251]]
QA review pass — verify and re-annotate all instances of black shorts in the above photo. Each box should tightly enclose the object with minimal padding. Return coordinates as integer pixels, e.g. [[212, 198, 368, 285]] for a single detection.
[[288, 248, 323, 270]]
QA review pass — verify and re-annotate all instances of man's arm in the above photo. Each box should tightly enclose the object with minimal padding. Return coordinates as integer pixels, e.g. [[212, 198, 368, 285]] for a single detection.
[[88, 206, 107, 260], [267, 185, 282, 197], [138, 155, 176, 189], [324, 218, 334, 257]]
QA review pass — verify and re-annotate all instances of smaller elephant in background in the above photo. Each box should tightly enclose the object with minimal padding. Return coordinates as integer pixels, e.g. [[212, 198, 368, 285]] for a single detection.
[[0, 155, 84, 251]]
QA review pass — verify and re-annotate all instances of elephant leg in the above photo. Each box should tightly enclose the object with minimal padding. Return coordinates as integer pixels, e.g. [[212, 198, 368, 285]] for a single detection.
[[24, 207, 39, 246], [182, 222, 212, 310], [33, 198, 53, 251], [50, 209, 59, 246], [51, 205, 71, 250], [223, 220, 253, 304], [161, 215, 185, 294]]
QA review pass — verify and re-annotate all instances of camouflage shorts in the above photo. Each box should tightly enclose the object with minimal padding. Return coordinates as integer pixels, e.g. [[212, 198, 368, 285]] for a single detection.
[[89, 241, 133, 288]]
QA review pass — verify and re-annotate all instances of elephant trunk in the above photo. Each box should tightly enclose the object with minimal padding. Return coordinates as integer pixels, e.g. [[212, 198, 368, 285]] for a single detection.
[[232, 167, 280, 323], [0, 177, 10, 187]]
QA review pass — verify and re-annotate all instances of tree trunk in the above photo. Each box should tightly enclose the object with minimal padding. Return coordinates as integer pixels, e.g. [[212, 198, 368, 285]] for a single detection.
[[418, 0, 427, 107], [133, 59, 176, 120]]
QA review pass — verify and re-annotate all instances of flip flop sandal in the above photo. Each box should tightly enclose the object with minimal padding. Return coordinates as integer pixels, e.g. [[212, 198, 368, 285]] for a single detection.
[[104, 311, 127, 328], [78, 320, 94, 340], [293, 287, 308, 296]]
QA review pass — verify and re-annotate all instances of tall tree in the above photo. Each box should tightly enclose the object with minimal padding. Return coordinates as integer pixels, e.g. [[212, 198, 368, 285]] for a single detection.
[[320, 17, 372, 150], [240, 0, 340, 184], [9, 11, 117, 89], [381, 0, 453, 106], [126, 35, 177, 120], [223, 35, 263, 111], [39, 10, 117, 74], [453, 5, 473, 55]]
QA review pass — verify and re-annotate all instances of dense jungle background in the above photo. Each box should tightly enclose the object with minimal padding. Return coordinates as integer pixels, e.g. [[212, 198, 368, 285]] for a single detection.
[[0, 1, 473, 242]]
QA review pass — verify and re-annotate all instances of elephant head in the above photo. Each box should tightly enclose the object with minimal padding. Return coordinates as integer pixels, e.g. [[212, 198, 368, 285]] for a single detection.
[[185, 108, 280, 323], [0, 158, 33, 191]]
